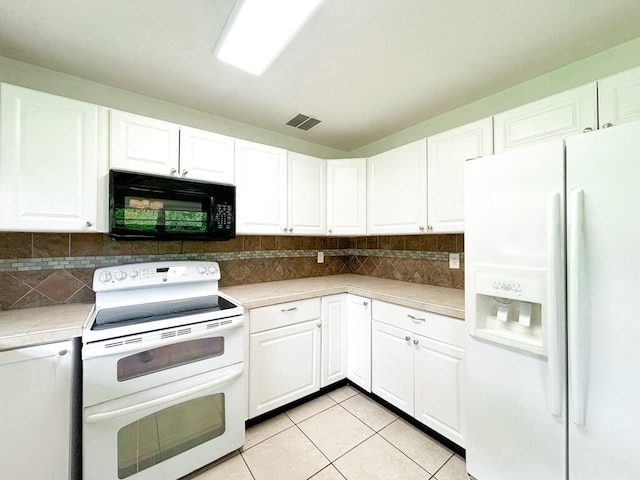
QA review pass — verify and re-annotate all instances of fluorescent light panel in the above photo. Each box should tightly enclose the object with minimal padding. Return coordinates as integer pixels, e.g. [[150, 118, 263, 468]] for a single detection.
[[216, 0, 324, 75]]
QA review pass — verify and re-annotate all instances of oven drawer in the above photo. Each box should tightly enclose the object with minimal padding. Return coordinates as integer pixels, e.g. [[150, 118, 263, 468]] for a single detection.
[[84, 363, 244, 480], [84, 320, 243, 406], [249, 298, 321, 334]]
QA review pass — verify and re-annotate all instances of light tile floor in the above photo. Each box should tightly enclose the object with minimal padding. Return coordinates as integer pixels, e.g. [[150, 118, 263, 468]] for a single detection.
[[187, 385, 467, 480]]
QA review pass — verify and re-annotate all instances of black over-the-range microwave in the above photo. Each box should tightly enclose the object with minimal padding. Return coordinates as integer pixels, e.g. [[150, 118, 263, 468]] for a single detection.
[[109, 170, 235, 240]]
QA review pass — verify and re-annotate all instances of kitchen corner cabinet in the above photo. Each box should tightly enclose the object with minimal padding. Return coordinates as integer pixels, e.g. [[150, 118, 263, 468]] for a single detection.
[[598, 65, 640, 128], [0, 340, 76, 480], [110, 110, 234, 183], [288, 152, 326, 235], [248, 298, 321, 418], [321, 294, 348, 387], [367, 139, 427, 235], [427, 118, 493, 233], [346, 294, 372, 391], [0, 83, 101, 232], [371, 300, 466, 446], [493, 83, 597, 153], [326, 158, 367, 236]]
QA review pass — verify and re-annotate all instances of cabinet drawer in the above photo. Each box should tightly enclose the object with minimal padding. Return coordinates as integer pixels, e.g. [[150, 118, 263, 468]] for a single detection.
[[372, 300, 465, 348], [250, 298, 321, 334]]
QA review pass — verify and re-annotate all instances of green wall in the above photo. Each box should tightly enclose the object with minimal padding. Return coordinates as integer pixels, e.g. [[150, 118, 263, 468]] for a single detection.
[[350, 36, 640, 157], [2, 35, 640, 159]]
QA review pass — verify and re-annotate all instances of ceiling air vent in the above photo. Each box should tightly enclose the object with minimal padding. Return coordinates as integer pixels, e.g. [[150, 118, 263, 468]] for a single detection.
[[286, 113, 322, 131]]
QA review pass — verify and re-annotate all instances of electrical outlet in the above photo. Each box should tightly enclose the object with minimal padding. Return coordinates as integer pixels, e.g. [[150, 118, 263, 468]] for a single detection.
[[449, 253, 460, 269], [317, 251, 324, 263]]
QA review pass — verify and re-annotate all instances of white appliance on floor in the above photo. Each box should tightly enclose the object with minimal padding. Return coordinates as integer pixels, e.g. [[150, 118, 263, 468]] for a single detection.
[[464, 121, 640, 480]]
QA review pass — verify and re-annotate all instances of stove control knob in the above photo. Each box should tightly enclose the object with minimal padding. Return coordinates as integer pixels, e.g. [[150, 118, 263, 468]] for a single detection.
[[198, 265, 207, 274], [115, 270, 127, 281], [128, 270, 139, 279], [99, 271, 112, 283], [208, 265, 218, 274]]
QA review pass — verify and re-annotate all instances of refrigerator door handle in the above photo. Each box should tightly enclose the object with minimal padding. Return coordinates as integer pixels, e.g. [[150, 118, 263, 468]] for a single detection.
[[568, 188, 587, 426], [546, 192, 564, 417]]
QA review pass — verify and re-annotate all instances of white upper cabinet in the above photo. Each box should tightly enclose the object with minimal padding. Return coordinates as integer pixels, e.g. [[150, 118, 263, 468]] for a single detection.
[[288, 152, 326, 235], [598, 65, 640, 128], [179, 126, 234, 184], [110, 110, 179, 176], [326, 158, 367, 236], [235, 139, 288, 234], [110, 110, 234, 183], [427, 118, 493, 233], [0, 84, 102, 232], [367, 139, 427, 235], [493, 83, 597, 153]]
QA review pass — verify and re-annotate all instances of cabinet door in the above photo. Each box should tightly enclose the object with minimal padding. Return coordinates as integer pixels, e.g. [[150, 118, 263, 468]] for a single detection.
[[179, 126, 234, 184], [288, 152, 326, 235], [110, 109, 180, 176], [414, 334, 466, 447], [0, 340, 74, 480], [346, 294, 371, 391], [371, 320, 414, 415], [321, 294, 348, 387], [367, 139, 427, 235], [427, 118, 492, 233], [0, 84, 99, 232], [326, 158, 367, 236], [249, 319, 321, 418], [598, 65, 640, 128], [235, 139, 287, 235], [493, 83, 597, 153]]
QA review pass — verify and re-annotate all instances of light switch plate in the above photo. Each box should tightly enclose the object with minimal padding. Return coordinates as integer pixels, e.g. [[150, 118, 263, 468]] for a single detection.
[[449, 253, 460, 269], [317, 251, 324, 263]]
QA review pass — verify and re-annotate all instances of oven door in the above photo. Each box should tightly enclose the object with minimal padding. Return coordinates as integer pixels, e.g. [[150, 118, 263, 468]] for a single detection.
[[83, 319, 243, 407], [83, 363, 244, 480]]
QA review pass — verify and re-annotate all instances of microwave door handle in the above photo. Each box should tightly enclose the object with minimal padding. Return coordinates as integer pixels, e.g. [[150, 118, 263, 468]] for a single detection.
[[85, 366, 244, 424]]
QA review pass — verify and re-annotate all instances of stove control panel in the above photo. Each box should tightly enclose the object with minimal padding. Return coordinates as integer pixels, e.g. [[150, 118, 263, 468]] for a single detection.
[[93, 261, 220, 291]]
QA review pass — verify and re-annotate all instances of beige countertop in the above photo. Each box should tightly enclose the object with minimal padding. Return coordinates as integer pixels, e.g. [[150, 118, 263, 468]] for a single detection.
[[0, 275, 464, 351], [0, 303, 94, 351], [221, 274, 465, 320]]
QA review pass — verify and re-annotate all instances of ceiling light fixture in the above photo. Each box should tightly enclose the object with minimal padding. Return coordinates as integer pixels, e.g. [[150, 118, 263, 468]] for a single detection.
[[215, 0, 325, 76]]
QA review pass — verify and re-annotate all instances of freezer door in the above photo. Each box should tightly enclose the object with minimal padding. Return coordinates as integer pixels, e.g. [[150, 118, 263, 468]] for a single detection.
[[566, 122, 640, 479], [464, 140, 566, 480]]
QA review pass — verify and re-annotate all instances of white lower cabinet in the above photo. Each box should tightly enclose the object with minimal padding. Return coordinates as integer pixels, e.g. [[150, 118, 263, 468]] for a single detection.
[[346, 294, 372, 391], [0, 340, 76, 480], [321, 294, 348, 387], [248, 299, 321, 418], [371, 300, 466, 447]]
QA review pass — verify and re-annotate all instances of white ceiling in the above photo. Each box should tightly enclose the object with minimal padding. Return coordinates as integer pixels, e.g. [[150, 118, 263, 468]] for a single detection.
[[1, 0, 639, 152]]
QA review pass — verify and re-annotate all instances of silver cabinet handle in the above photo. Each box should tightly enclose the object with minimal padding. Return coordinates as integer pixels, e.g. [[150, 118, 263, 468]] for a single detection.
[[58, 349, 68, 356], [282, 227, 288, 233], [405, 336, 411, 342], [363, 301, 369, 307], [288, 228, 293, 232], [413, 339, 419, 345], [170, 168, 177, 175], [582, 127, 593, 133], [328, 229, 333, 234], [419, 226, 425, 231], [181, 169, 188, 176], [85, 221, 93, 227], [281, 307, 298, 313], [427, 225, 433, 231], [407, 314, 426, 322], [602, 122, 613, 128], [317, 323, 321, 328]]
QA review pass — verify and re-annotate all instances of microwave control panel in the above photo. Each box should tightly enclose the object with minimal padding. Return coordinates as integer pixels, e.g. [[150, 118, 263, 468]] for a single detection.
[[215, 204, 234, 231]]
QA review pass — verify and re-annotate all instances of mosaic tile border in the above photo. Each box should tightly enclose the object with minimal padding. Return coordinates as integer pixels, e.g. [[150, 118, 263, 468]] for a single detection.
[[0, 249, 464, 272]]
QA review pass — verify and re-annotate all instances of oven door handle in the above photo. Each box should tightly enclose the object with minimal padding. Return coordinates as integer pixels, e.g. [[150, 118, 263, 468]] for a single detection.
[[84, 317, 244, 359], [85, 366, 244, 424]]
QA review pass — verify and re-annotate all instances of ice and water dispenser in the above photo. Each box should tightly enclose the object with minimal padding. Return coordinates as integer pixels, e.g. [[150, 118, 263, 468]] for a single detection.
[[468, 265, 547, 356]]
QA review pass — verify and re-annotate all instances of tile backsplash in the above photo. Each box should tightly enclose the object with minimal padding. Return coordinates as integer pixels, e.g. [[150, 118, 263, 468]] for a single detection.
[[0, 232, 464, 310]]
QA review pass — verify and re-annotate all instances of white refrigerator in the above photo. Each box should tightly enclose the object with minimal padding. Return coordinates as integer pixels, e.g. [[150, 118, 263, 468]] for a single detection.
[[464, 121, 640, 480]]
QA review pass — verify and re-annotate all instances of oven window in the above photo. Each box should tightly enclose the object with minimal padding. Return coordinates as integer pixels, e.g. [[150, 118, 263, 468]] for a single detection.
[[117, 393, 225, 479], [114, 196, 207, 234], [117, 337, 224, 381]]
